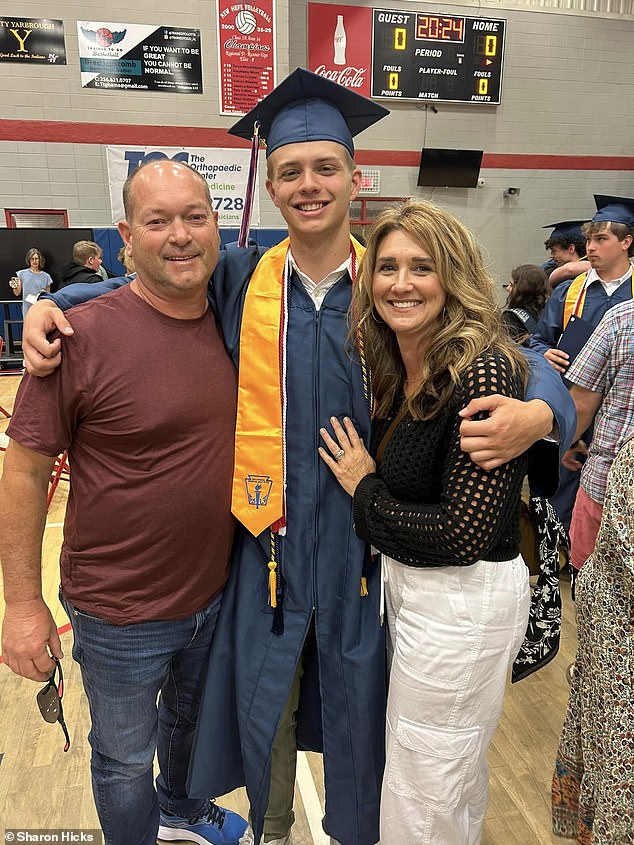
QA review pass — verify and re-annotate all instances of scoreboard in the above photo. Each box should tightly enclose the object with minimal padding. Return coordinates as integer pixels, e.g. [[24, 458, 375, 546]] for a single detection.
[[371, 10, 506, 105]]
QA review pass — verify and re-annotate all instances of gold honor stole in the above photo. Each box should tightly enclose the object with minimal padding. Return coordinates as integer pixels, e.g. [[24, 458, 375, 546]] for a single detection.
[[562, 272, 588, 329], [563, 268, 633, 328], [231, 237, 365, 540]]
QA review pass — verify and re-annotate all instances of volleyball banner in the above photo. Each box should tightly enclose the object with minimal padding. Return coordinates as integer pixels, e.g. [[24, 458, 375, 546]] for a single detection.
[[78, 21, 202, 93], [217, 1, 275, 115], [106, 145, 260, 227]]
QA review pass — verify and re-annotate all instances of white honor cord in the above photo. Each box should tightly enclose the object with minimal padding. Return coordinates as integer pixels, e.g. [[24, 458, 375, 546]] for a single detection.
[[377, 549, 386, 625], [278, 252, 291, 537]]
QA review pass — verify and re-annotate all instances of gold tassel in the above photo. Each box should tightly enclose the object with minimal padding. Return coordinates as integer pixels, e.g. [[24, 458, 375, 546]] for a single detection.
[[360, 576, 368, 597], [268, 561, 277, 608]]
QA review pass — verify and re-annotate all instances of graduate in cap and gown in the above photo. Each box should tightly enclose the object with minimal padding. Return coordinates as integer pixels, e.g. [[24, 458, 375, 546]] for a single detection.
[[189, 68, 390, 845], [187, 69, 576, 845], [529, 196, 634, 529], [542, 220, 587, 282], [543, 220, 587, 265]]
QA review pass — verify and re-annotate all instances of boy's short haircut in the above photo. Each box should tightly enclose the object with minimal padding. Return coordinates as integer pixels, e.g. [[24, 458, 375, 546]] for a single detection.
[[73, 240, 102, 264]]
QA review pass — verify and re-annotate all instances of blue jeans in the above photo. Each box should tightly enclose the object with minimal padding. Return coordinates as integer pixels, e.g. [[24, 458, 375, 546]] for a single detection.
[[60, 590, 222, 845]]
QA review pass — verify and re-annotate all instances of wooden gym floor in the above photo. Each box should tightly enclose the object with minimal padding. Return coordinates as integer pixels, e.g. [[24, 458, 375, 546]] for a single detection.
[[0, 372, 577, 844]]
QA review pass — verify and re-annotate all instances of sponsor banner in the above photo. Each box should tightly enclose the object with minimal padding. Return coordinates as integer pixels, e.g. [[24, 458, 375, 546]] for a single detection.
[[308, 3, 372, 96], [106, 146, 259, 227], [0, 16, 66, 64], [78, 22, 202, 93], [217, 0, 275, 115]]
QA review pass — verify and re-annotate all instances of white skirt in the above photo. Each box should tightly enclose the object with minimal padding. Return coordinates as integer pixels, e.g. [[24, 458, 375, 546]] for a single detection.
[[381, 554, 530, 845]]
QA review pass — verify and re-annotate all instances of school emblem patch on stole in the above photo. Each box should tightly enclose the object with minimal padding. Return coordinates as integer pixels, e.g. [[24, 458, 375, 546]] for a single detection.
[[244, 475, 273, 509]]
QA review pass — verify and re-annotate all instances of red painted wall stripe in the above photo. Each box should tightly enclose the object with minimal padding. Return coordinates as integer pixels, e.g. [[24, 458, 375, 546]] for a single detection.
[[2, 119, 634, 171], [355, 151, 634, 170], [0, 119, 239, 148]]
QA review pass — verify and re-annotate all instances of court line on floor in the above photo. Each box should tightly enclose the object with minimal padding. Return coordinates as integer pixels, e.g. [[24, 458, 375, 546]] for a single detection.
[[296, 751, 329, 845]]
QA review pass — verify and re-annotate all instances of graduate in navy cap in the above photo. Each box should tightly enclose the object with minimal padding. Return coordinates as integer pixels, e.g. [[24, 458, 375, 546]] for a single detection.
[[191, 69, 393, 845], [228, 66, 388, 158], [543, 220, 587, 272], [530, 195, 634, 529]]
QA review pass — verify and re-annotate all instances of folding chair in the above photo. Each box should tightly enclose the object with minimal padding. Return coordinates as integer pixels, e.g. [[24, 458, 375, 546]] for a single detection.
[[47, 451, 70, 511]]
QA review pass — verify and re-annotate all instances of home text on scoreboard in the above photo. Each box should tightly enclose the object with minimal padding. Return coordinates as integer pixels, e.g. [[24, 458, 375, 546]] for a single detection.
[[371, 10, 506, 104]]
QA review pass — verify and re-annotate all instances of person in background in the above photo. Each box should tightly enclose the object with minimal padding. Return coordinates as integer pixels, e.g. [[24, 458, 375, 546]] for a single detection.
[[542, 220, 587, 283], [9, 248, 53, 318], [502, 267, 565, 684], [96, 262, 110, 281], [529, 194, 634, 531], [543, 219, 591, 290], [502, 263, 550, 344], [548, 257, 592, 289], [320, 200, 532, 845], [559, 298, 634, 572], [117, 244, 136, 278], [555, 298, 634, 696], [59, 240, 104, 289], [552, 435, 634, 844]]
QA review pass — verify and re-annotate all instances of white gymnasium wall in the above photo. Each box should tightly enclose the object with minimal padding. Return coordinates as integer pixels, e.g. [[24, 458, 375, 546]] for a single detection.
[[1, 0, 634, 282], [0, 0, 290, 229]]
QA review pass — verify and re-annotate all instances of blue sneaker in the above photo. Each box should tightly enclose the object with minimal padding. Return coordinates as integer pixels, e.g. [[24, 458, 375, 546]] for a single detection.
[[158, 800, 248, 845]]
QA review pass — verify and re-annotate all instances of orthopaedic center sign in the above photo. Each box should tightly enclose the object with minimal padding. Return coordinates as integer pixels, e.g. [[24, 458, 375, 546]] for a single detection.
[[106, 146, 259, 227]]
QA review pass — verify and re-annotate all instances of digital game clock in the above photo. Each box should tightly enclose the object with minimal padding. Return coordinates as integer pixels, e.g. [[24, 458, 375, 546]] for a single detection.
[[371, 9, 506, 104]]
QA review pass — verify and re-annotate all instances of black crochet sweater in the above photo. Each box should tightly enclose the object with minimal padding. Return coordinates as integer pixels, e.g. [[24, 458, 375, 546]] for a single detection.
[[353, 350, 526, 567]]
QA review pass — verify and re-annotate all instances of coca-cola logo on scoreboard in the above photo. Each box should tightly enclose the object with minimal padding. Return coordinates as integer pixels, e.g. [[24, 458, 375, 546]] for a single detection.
[[308, 3, 373, 97]]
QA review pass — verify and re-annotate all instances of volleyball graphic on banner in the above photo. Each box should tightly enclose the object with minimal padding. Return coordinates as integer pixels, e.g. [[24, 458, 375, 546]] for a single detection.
[[235, 10, 257, 34]]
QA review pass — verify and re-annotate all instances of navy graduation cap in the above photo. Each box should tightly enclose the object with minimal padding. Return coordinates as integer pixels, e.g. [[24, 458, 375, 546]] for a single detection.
[[593, 195, 634, 226], [228, 67, 389, 158], [543, 220, 587, 240]]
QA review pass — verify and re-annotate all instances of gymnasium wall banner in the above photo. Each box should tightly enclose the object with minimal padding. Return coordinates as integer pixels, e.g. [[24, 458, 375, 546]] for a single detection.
[[217, 0, 275, 115], [106, 146, 260, 227], [0, 16, 66, 64], [77, 22, 202, 93], [308, 3, 506, 105]]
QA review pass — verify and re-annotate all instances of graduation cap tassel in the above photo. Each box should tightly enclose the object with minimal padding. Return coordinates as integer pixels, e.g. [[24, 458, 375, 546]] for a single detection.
[[237, 120, 261, 248]]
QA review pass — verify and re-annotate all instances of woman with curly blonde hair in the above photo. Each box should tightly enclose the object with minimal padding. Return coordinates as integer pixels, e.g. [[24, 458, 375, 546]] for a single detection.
[[355, 200, 528, 419], [319, 200, 531, 844]]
